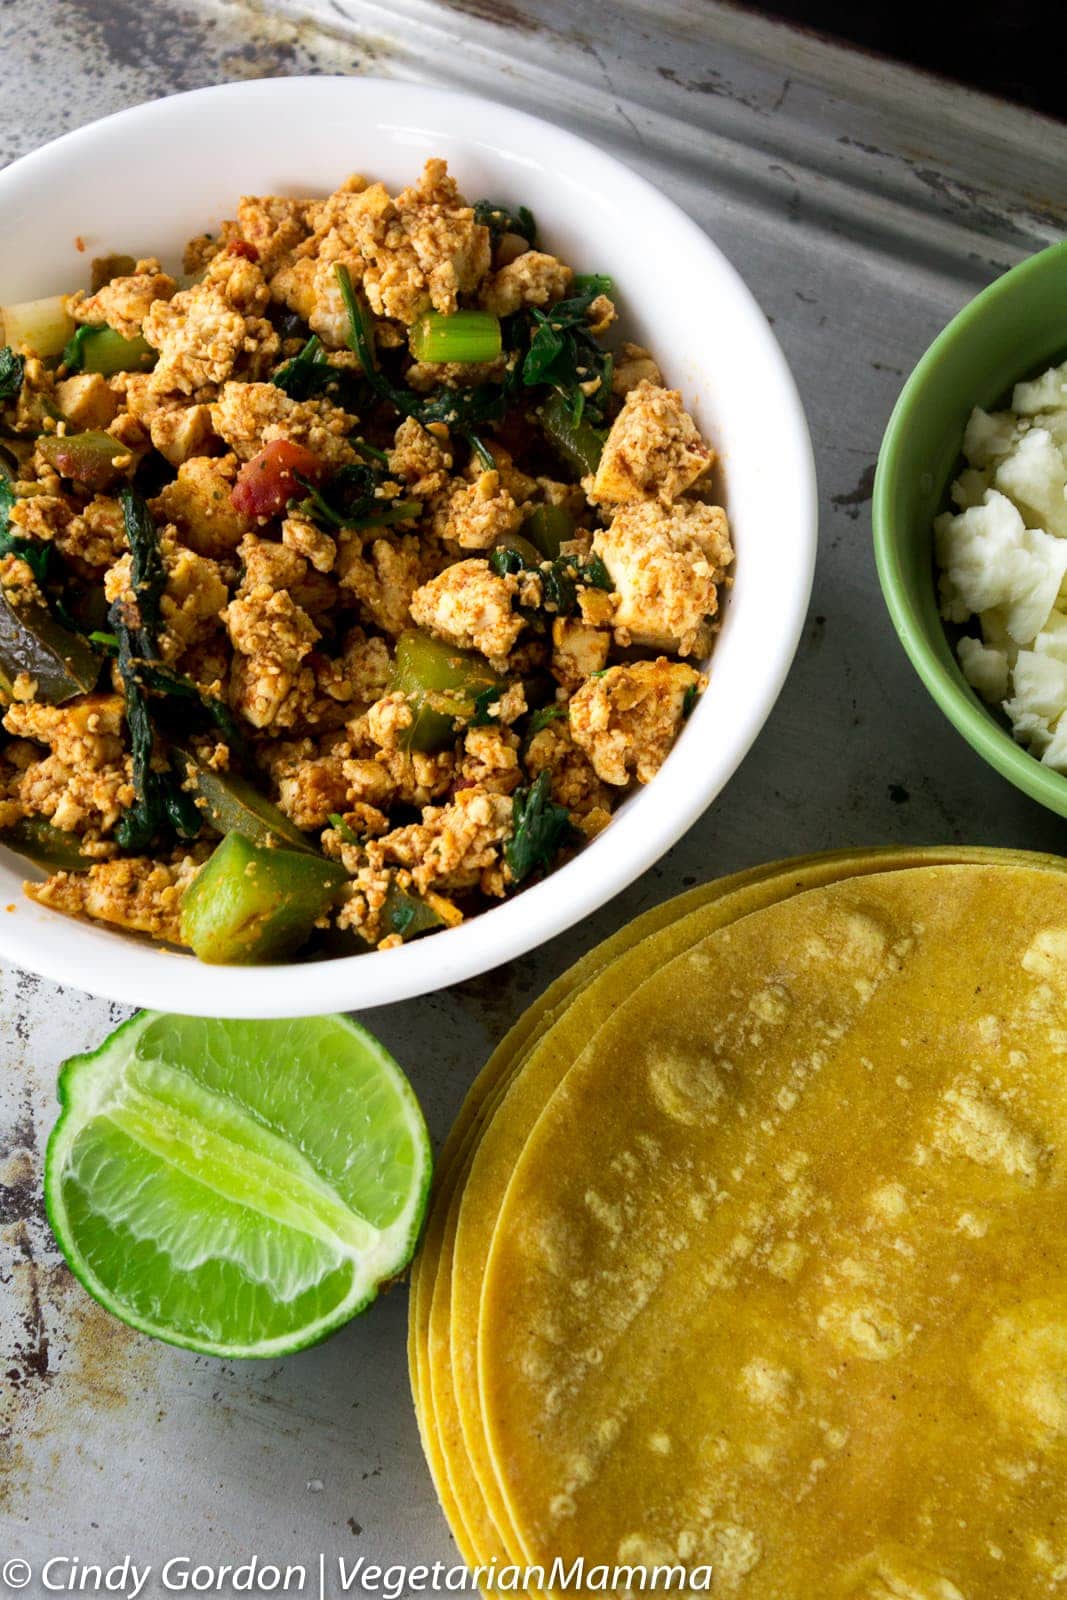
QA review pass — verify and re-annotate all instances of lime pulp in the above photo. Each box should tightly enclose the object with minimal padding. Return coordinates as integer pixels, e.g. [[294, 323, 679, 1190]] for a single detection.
[[44, 1011, 432, 1358]]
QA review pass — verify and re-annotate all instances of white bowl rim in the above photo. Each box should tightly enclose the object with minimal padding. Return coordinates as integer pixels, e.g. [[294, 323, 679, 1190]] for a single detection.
[[0, 75, 817, 1016]]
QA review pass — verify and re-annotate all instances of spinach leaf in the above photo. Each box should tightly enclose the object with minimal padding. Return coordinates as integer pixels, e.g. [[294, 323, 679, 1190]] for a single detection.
[[294, 466, 421, 532], [526, 702, 567, 737], [0, 346, 25, 402], [522, 275, 614, 425], [273, 334, 365, 410], [334, 263, 522, 447], [0, 474, 52, 587], [110, 488, 202, 849], [488, 544, 613, 618], [473, 200, 537, 247], [506, 770, 577, 885]]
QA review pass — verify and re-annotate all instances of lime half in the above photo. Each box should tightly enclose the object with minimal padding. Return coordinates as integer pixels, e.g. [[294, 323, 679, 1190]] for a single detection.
[[45, 1012, 432, 1359]]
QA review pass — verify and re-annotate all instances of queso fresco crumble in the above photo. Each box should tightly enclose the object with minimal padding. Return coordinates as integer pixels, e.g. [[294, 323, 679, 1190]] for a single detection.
[[0, 160, 733, 963]]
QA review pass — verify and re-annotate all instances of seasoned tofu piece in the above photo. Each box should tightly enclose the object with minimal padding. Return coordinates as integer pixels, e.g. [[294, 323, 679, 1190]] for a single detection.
[[389, 417, 454, 499], [457, 724, 524, 796], [569, 658, 702, 785], [593, 499, 733, 655], [27, 854, 202, 943], [55, 372, 119, 431], [210, 380, 356, 468], [589, 380, 713, 506], [151, 455, 252, 558], [481, 251, 573, 316], [550, 616, 611, 691], [337, 534, 428, 637], [234, 194, 311, 276], [611, 342, 663, 398], [106, 529, 228, 664], [143, 251, 278, 394], [524, 717, 612, 837], [222, 534, 319, 729], [68, 258, 176, 339], [3, 694, 134, 834], [432, 469, 523, 550], [148, 403, 216, 467], [409, 558, 525, 663], [273, 753, 350, 830], [370, 784, 513, 896]]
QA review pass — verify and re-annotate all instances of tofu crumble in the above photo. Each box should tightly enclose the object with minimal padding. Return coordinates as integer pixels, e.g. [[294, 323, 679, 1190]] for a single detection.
[[0, 160, 733, 961]]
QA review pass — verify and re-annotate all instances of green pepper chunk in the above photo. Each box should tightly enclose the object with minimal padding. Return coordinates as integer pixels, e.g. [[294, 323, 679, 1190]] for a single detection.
[[522, 503, 576, 559], [0, 590, 101, 704], [391, 629, 505, 752], [538, 390, 605, 477], [0, 816, 95, 872], [493, 530, 543, 566], [173, 748, 313, 853], [381, 881, 447, 941], [179, 832, 347, 965], [61, 324, 156, 377], [37, 430, 133, 493]]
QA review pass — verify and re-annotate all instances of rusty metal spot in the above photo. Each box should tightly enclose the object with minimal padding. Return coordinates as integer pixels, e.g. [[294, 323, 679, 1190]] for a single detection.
[[831, 463, 877, 519], [430, 0, 538, 34]]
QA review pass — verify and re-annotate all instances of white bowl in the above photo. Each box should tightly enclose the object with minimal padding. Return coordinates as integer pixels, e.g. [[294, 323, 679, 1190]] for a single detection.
[[0, 77, 817, 1017]]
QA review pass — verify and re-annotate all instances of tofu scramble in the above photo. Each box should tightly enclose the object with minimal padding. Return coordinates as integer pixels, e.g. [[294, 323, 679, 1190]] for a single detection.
[[0, 161, 732, 963], [936, 358, 1067, 768]]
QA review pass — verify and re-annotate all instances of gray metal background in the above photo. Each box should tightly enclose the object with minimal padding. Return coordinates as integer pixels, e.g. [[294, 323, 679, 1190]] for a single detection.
[[2, 1, 1067, 1591]]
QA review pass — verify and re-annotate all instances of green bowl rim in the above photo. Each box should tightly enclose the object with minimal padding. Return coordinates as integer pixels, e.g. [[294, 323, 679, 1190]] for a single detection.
[[873, 237, 1067, 818]]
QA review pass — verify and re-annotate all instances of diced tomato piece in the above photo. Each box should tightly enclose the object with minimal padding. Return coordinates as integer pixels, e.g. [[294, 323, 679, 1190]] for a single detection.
[[231, 440, 324, 519]]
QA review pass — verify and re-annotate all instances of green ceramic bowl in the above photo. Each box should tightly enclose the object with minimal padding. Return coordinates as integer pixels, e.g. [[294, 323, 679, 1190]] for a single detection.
[[874, 239, 1067, 817]]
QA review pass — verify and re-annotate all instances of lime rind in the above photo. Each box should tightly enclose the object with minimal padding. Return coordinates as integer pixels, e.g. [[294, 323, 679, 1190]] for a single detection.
[[45, 1010, 432, 1359]]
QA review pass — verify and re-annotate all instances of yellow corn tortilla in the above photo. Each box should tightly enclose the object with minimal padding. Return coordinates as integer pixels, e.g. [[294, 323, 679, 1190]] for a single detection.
[[477, 862, 1067, 1594], [410, 858, 820, 1563], [416, 846, 1060, 1568]]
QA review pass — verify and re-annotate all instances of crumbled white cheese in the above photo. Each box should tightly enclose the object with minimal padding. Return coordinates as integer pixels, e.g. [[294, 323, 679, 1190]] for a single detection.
[[935, 363, 1067, 773], [957, 635, 1008, 704]]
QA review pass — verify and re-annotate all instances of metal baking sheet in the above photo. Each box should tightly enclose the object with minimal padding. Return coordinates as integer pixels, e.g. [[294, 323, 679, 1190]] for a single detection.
[[3, 0, 1067, 1590]]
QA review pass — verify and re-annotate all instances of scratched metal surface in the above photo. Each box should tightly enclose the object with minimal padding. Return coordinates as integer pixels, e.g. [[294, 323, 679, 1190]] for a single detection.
[[2, 0, 1067, 1590]]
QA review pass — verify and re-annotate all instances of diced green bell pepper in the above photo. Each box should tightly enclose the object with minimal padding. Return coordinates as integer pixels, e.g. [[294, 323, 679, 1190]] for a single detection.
[[179, 832, 346, 965], [392, 629, 505, 752]]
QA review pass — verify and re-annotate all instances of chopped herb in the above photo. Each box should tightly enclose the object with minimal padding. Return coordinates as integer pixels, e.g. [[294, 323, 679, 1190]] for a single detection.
[[682, 682, 700, 719], [0, 346, 25, 401], [506, 770, 577, 886], [88, 629, 119, 651], [473, 200, 537, 246], [522, 275, 614, 425], [327, 812, 362, 846]]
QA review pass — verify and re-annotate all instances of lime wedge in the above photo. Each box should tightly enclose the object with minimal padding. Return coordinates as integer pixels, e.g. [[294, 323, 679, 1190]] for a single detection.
[[44, 1012, 432, 1358]]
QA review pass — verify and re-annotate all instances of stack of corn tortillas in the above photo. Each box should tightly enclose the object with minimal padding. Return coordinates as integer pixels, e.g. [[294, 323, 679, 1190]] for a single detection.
[[408, 847, 1067, 1597]]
